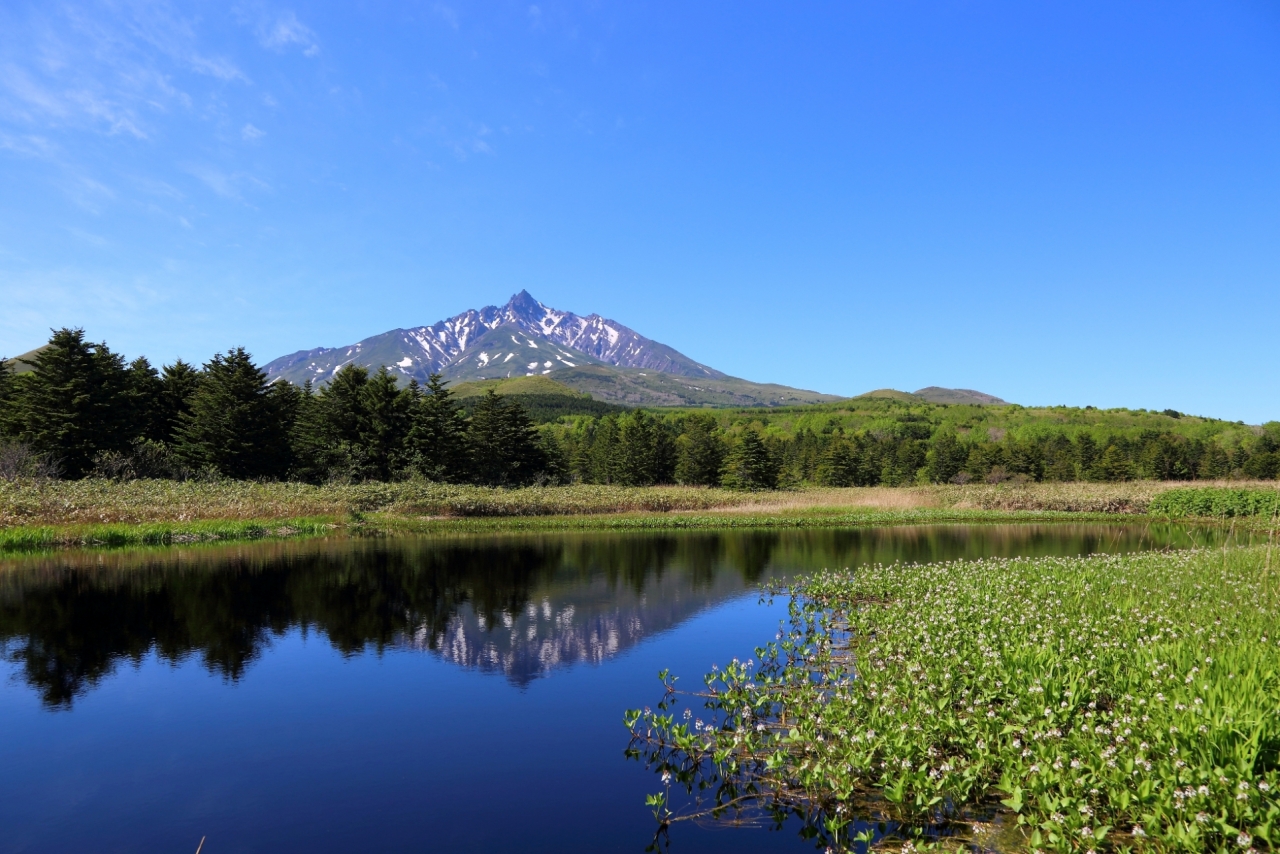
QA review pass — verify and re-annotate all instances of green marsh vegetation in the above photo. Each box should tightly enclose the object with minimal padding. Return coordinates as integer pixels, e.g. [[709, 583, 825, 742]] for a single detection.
[[627, 542, 1280, 852]]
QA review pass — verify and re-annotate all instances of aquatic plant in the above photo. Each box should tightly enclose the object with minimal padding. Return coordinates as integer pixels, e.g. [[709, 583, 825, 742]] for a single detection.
[[1151, 487, 1280, 519], [627, 545, 1280, 852]]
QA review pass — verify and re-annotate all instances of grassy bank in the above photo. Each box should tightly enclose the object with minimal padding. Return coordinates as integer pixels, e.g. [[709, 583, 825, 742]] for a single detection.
[[629, 544, 1280, 852], [7, 478, 1277, 527], [1, 479, 1275, 553], [0, 517, 338, 551]]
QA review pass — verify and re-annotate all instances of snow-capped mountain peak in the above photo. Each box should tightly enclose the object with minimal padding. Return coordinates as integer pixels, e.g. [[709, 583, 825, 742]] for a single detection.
[[263, 291, 726, 386]]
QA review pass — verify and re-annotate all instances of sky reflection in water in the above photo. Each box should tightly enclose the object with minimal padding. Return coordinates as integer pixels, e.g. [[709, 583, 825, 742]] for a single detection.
[[0, 523, 1225, 853]]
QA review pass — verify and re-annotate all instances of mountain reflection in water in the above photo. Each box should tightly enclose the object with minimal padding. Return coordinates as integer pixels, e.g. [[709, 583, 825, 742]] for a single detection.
[[0, 524, 1219, 708]]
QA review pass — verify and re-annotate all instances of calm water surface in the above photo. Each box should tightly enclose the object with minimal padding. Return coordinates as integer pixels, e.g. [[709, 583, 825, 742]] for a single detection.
[[0, 524, 1223, 853]]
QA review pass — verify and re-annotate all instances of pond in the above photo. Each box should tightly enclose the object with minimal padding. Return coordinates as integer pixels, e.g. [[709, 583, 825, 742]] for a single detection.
[[0, 523, 1228, 853]]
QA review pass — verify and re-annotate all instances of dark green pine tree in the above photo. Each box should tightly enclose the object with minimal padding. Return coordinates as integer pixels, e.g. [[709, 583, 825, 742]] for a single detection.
[[924, 429, 967, 484], [720, 428, 779, 491], [1075, 434, 1099, 478], [0, 356, 15, 438], [126, 356, 166, 444], [290, 363, 370, 481], [816, 434, 859, 486], [158, 360, 202, 444], [466, 390, 547, 486], [588, 415, 620, 484], [175, 348, 292, 479], [9, 328, 133, 478], [674, 413, 724, 486], [616, 410, 657, 486], [1091, 444, 1134, 482], [405, 374, 469, 482], [538, 428, 571, 485], [359, 367, 412, 481]]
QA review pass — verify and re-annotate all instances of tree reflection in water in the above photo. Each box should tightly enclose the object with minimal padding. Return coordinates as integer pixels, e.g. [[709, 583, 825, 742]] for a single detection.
[[0, 524, 1223, 708]]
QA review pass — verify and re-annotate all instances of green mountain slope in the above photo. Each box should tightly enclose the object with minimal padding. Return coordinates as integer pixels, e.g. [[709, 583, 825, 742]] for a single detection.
[[853, 387, 1010, 405], [2, 346, 48, 375], [913, 386, 1009, 405], [548, 365, 842, 408], [448, 375, 627, 422]]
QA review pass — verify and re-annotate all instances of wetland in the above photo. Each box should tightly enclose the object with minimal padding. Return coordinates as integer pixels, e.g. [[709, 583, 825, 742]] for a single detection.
[[0, 523, 1257, 853]]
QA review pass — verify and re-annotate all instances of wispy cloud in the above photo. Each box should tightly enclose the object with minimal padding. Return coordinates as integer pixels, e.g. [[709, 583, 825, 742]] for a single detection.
[[61, 173, 116, 213], [185, 163, 270, 200], [250, 8, 320, 56], [0, 2, 252, 142], [67, 226, 110, 247], [241, 122, 264, 140], [0, 131, 57, 159], [433, 3, 460, 30]]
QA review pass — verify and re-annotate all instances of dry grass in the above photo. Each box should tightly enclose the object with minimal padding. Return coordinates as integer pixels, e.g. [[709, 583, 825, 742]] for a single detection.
[[698, 481, 1280, 516], [0, 480, 759, 526], [700, 487, 943, 514], [2, 478, 1275, 530]]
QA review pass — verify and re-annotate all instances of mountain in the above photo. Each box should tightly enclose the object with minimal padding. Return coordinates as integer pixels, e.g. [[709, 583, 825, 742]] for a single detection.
[[264, 290, 723, 387], [263, 291, 839, 407]]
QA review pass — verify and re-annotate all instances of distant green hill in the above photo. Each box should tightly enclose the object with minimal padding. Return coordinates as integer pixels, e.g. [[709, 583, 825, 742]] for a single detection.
[[1, 345, 48, 375], [853, 387, 1009, 405], [855, 388, 921, 403], [913, 387, 1009, 405]]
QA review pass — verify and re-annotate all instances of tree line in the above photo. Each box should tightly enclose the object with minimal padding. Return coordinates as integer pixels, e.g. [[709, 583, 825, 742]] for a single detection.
[[1, 329, 1276, 487]]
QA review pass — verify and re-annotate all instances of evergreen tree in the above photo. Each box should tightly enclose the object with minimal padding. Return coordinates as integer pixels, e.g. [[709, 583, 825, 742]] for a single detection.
[[674, 414, 724, 486], [1231, 446, 1252, 477], [466, 390, 547, 486], [1091, 444, 1134, 482], [588, 415, 621, 484], [126, 356, 166, 444], [1198, 443, 1230, 480], [720, 428, 779, 490], [9, 328, 133, 478], [0, 357, 15, 438], [924, 429, 967, 484], [1042, 434, 1077, 482], [359, 367, 412, 481], [538, 428, 571, 485], [816, 435, 859, 486], [1075, 434, 1099, 478], [616, 410, 666, 485], [290, 364, 370, 481], [405, 374, 468, 482], [159, 360, 202, 444], [175, 348, 291, 479]]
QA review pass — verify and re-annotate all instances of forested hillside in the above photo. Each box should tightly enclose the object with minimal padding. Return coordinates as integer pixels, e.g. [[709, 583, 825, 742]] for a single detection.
[[1, 329, 1276, 489]]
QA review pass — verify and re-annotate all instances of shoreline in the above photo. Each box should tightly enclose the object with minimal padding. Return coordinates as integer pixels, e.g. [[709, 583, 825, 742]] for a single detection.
[[0, 506, 1245, 555]]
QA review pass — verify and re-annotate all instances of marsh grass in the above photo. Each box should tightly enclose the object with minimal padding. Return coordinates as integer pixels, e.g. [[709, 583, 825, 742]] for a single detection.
[[0, 518, 336, 551], [7, 480, 1274, 528], [628, 545, 1280, 852], [2, 479, 1276, 553]]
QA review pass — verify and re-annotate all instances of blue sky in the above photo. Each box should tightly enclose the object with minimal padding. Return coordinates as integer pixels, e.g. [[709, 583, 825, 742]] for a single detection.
[[1, 1, 1277, 423]]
